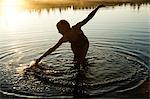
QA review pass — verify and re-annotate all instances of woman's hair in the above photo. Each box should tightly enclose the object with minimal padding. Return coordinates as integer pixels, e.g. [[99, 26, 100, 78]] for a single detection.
[[56, 20, 70, 34]]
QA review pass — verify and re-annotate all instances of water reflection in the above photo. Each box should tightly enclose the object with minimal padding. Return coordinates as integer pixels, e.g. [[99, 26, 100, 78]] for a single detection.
[[22, 60, 89, 98], [0, 0, 150, 15], [73, 68, 87, 98], [23, 3, 150, 14]]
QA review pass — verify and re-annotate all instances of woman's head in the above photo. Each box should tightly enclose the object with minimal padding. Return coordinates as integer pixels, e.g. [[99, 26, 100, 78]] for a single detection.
[[56, 20, 70, 35]]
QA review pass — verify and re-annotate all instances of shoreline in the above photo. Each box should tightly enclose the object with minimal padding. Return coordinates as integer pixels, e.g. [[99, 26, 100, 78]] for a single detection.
[[24, 0, 150, 10]]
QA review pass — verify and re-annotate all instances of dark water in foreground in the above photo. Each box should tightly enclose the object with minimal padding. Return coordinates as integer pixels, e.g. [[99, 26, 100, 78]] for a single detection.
[[0, 4, 149, 98]]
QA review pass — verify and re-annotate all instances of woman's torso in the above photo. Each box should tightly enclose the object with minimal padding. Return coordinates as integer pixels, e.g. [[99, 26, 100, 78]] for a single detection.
[[66, 26, 89, 47]]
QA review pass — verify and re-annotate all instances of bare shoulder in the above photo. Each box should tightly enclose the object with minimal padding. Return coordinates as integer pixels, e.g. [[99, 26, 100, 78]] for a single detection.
[[61, 36, 68, 42], [72, 23, 81, 29]]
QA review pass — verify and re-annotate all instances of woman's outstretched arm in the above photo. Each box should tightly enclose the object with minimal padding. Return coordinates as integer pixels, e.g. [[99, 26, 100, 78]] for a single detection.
[[34, 37, 65, 65], [75, 5, 104, 27]]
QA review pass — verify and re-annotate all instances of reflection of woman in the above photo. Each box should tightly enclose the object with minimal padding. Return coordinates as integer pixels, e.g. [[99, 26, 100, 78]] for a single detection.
[[33, 5, 104, 67]]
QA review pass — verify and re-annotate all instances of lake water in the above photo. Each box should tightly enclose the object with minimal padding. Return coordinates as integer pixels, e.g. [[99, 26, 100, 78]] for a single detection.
[[0, 4, 149, 98]]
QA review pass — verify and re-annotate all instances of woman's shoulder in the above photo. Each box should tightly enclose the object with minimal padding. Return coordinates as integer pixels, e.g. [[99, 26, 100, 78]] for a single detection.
[[72, 23, 81, 29], [61, 35, 69, 42]]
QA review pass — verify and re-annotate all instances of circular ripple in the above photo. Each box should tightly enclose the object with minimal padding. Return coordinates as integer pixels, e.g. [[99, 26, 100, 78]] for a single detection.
[[0, 48, 149, 97]]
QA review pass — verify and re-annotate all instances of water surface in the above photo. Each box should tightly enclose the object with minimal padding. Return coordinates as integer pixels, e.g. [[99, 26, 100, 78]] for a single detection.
[[0, 4, 149, 98]]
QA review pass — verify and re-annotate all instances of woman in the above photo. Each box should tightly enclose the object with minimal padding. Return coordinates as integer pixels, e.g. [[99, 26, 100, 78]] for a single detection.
[[33, 5, 104, 67]]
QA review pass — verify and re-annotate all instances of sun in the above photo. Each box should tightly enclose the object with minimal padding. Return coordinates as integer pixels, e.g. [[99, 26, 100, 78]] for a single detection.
[[3, 0, 24, 6], [1, 0, 27, 31]]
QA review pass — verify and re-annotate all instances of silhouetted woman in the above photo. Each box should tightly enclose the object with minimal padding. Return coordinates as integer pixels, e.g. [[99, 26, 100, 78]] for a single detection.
[[33, 5, 104, 67]]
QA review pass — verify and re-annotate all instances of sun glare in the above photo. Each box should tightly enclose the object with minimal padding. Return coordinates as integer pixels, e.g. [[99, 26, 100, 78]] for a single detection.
[[3, 0, 24, 6], [2, 0, 24, 15], [1, 0, 26, 30]]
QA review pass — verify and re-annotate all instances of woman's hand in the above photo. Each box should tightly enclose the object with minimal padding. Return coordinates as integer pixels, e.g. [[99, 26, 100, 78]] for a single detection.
[[30, 58, 40, 68], [97, 5, 105, 9], [34, 58, 40, 66]]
